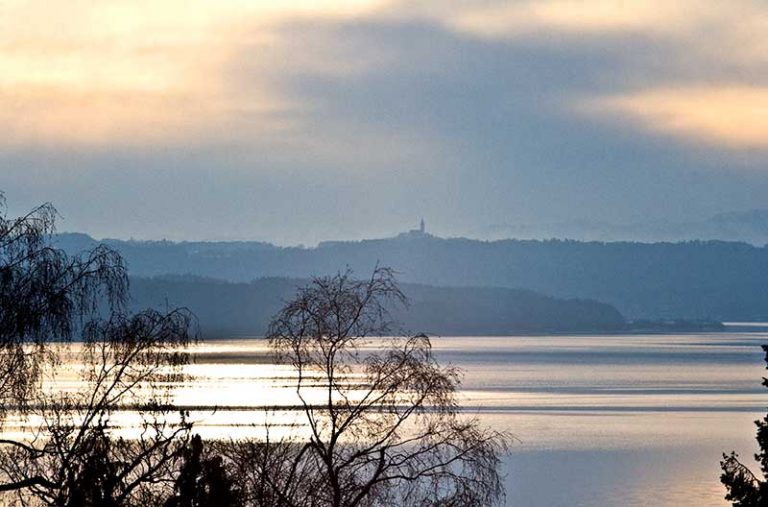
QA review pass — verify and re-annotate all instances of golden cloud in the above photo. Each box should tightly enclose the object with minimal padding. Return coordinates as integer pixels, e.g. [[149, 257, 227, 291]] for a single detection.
[[435, 0, 766, 151], [0, 0, 386, 147], [578, 86, 768, 149], [441, 0, 766, 71], [442, 0, 761, 37], [1, 0, 765, 156]]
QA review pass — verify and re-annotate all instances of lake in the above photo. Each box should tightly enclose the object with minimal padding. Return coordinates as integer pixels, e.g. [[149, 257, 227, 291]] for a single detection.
[[16, 331, 768, 506], [170, 331, 768, 506]]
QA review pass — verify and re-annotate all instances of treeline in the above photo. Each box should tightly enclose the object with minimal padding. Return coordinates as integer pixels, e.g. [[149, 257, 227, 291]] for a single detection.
[[129, 276, 627, 337], [59, 233, 768, 320]]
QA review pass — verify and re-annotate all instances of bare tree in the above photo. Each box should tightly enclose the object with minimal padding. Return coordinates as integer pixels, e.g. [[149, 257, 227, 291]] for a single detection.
[[0, 193, 127, 415], [0, 192, 202, 505], [233, 267, 508, 507], [0, 309, 196, 506]]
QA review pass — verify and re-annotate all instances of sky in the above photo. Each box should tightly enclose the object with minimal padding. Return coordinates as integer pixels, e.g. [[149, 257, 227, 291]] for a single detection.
[[1, 0, 766, 244]]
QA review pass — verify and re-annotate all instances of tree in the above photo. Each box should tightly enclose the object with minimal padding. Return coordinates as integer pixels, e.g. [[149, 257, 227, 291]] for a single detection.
[[721, 345, 768, 506], [0, 309, 196, 506], [232, 267, 508, 507], [0, 193, 127, 415], [0, 194, 196, 505]]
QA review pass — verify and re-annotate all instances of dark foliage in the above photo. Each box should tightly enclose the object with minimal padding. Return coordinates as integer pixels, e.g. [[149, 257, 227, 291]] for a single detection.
[[721, 345, 768, 506], [164, 435, 241, 507]]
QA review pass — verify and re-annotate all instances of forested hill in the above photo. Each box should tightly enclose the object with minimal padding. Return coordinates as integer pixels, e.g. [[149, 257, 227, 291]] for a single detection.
[[129, 276, 626, 337], [57, 233, 768, 320]]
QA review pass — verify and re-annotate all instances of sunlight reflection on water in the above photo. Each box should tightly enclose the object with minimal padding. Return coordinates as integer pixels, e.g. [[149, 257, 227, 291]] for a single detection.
[[181, 333, 767, 506], [7, 332, 768, 506]]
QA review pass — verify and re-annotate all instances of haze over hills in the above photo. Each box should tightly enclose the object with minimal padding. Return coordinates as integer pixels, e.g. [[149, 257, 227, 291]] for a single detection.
[[55, 230, 768, 322], [478, 209, 768, 245]]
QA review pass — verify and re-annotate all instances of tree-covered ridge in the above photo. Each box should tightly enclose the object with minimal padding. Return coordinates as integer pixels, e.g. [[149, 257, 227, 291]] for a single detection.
[[57, 233, 768, 321], [129, 276, 626, 338]]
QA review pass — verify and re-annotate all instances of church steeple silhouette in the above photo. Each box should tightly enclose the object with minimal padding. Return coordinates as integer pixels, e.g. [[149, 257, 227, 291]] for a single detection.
[[419, 218, 425, 234]]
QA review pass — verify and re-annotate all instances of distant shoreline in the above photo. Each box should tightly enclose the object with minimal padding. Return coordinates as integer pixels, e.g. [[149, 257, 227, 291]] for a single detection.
[[197, 324, 739, 341]]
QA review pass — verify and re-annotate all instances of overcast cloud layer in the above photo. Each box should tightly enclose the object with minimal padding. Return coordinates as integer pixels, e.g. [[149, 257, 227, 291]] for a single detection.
[[1, 0, 766, 244]]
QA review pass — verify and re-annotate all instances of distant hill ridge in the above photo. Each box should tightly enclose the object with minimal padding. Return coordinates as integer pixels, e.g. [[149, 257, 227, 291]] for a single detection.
[[55, 233, 768, 321], [128, 276, 626, 337]]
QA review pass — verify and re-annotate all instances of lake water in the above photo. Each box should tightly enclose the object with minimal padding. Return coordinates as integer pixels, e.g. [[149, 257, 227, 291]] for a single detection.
[[171, 331, 768, 507], [14, 331, 768, 506]]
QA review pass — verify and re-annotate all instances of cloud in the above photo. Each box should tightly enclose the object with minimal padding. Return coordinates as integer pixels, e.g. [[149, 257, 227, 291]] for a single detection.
[[420, 0, 767, 150], [0, 0, 386, 147], [2, 0, 764, 154], [443, 1, 692, 37], [578, 86, 768, 149], [436, 0, 765, 44], [1, 0, 767, 242]]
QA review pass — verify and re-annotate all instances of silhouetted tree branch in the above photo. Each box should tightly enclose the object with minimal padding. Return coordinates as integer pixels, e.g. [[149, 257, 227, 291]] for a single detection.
[[0, 193, 128, 415], [229, 267, 509, 507], [0, 309, 196, 506]]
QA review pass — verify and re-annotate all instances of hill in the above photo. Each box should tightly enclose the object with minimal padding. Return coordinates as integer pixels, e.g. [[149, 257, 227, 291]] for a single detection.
[[58, 233, 768, 320], [129, 276, 627, 337]]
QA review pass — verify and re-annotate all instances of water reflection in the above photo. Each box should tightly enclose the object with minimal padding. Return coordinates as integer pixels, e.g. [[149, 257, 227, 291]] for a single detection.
[[6, 332, 768, 506], [178, 333, 766, 506]]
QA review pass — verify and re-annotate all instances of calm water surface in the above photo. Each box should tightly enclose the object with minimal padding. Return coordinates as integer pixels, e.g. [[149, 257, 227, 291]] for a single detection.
[[174, 331, 768, 506], [18, 332, 768, 506]]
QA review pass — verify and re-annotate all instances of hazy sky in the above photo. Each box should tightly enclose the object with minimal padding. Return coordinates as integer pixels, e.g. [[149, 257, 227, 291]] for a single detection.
[[1, 0, 766, 244]]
